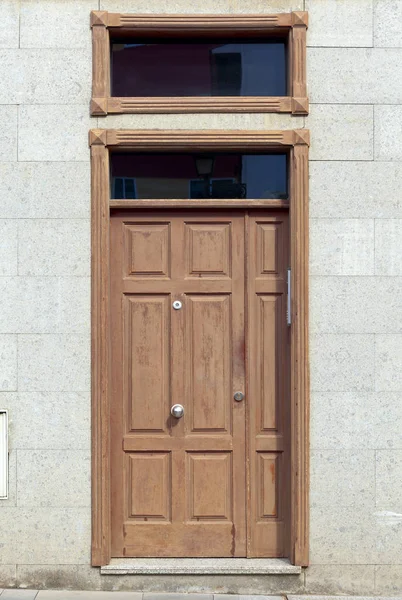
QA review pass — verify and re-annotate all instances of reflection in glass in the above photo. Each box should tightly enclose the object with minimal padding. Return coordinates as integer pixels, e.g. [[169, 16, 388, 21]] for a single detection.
[[111, 153, 288, 200], [111, 40, 287, 97]]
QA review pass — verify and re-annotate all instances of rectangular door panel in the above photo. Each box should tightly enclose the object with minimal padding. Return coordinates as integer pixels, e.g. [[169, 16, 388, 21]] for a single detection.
[[187, 452, 232, 521], [125, 295, 170, 433], [186, 295, 231, 434], [127, 452, 172, 521]]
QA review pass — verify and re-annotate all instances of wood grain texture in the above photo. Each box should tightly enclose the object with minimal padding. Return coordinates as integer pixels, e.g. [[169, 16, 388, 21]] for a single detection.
[[110, 211, 246, 557], [102, 129, 305, 149], [91, 143, 111, 566], [290, 143, 309, 566], [247, 212, 289, 558], [90, 11, 308, 116]]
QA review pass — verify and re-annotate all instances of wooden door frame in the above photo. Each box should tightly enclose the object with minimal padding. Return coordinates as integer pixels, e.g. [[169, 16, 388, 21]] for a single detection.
[[89, 128, 310, 567]]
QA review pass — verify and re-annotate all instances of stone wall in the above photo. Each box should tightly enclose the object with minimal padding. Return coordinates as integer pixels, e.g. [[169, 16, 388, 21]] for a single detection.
[[0, 0, 401, 594]]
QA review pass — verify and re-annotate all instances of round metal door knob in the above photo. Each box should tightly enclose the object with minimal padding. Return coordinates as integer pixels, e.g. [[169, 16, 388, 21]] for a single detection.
[[172, 300, 182, 310], [234, 391, 244, 402], [171, 404, 184, 418]]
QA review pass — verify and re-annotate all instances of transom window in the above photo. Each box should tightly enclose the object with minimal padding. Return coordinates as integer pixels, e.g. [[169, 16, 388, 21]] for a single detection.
[[110, 152, 288, 200]]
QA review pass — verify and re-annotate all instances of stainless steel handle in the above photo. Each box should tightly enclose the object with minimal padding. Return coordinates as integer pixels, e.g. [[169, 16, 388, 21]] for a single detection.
[[171, 404, 184, 418]]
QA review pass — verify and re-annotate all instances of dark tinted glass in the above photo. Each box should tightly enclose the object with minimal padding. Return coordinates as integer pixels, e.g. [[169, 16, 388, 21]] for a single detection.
[[111, 40, 287, 97], [111, 153, 288, 200]]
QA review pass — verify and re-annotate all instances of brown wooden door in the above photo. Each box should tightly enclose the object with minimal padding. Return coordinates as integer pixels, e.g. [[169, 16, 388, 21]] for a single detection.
[[110, 209, 289, 558], [110, 210, 246, 557]]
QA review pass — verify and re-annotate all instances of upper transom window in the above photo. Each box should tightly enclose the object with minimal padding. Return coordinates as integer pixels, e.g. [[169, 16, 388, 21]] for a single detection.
[[90, 11, 308, 116]]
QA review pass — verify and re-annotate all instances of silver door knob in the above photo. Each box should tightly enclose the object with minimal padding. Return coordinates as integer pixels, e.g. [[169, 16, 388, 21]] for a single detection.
[[171, 404, 184, 418], [234, 391, 244, 402]]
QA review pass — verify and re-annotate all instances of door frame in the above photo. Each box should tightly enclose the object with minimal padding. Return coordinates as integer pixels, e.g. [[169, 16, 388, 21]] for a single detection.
[[89, 128, 310, 567]]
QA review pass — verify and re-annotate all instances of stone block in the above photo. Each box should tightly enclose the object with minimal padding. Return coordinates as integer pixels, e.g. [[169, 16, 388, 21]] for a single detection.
[[0, 106, 17, 162], [1, 391, 90, 450], [375, 565, 402, 594], [375, 105, 402, 161], [310, 334, 375, 392], [18, 220, 90, 277], [0, 277, 90, 334], [75, 566, 102, 591], [37, 593, 142, 600], [144, 595, 212, 600], [310, 219, 374, 276], [308, 105, 373, 161], [309, 49, 402, 104], [310, 449, 375, 510], [304, 564, 375, 595], [18, 106, 93, 162], [374, 0, 402, 47], [311, 392, 402, 450], [375, 334, 402, 391], [100, 0, 304, 12], [0, 334, 17, 391], [1, 591, 38, 599], [375, 510, 402, 563], [0, 564, 17, 588], [306, 0, 373, 47], [18, 334, 90, 392], [101, 113, 266, 130], [0, 1, 19, 48], [310, 504, 376, 564], [0, 50, 91, 105], [0, 162, 90, 219], [100, 574, 305, 594], [0, 508, 90, 564], [100, 0, 238, 11], [309, 161, 402, 219], [0, 220, 17, 276], [376, 450, 402, 512], [20, 0, 97, 49], [375, 219, 402, 275], [17, 449, 90, 508], [310, 277, 402, 334]]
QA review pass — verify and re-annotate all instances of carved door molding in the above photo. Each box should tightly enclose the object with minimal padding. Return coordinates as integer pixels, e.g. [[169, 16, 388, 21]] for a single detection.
[[90, 128, 309, 566]]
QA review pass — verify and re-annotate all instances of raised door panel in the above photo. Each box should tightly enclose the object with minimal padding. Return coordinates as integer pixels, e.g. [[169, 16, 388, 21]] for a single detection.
[[128, 452, 172, 521], [187, 452, 232, 521], [125, 295, 170, 433], [186, 222, 231, 277], [186, 295, 231, 434], [124, 222, 170, 278]]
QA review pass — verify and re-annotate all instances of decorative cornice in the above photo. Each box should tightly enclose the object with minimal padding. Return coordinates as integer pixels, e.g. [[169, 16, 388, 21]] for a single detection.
[[291, 11, 308, 27], [89, 129, 107, 147], [90, 11, 108, 27], [107, 96, 293, 115], [90, 129, 310, 149], [106, 12, 293, 30]]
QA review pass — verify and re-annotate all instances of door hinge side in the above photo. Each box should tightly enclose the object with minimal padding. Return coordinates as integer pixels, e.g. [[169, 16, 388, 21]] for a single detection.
[[287, 268, 291, 326]]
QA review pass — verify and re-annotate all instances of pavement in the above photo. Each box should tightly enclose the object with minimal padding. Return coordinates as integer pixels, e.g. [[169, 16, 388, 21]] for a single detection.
[[0, 592, 402, 600]]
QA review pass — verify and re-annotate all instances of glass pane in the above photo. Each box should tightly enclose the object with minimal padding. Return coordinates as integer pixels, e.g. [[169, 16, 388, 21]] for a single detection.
[[111, 153, 288, 199], [111, 40, 287, 97]]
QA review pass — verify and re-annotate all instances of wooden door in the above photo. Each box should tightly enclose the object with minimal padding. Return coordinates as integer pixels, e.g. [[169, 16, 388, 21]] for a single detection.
[[110, 210, 246, 557]]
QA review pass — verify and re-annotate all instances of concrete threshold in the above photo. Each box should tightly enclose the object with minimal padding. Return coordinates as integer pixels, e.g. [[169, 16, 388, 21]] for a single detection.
[[101, 558, 302, 576]]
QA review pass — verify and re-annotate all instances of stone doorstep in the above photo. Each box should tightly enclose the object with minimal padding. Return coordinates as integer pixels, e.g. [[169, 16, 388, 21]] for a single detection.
[[100, 559, 302, 576]]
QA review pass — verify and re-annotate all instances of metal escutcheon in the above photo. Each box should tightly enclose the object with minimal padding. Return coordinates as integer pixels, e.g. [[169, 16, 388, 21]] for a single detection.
[[233, 391, 244, 402], [172, 300, 182, 310], [171, 404, 184, 418]]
